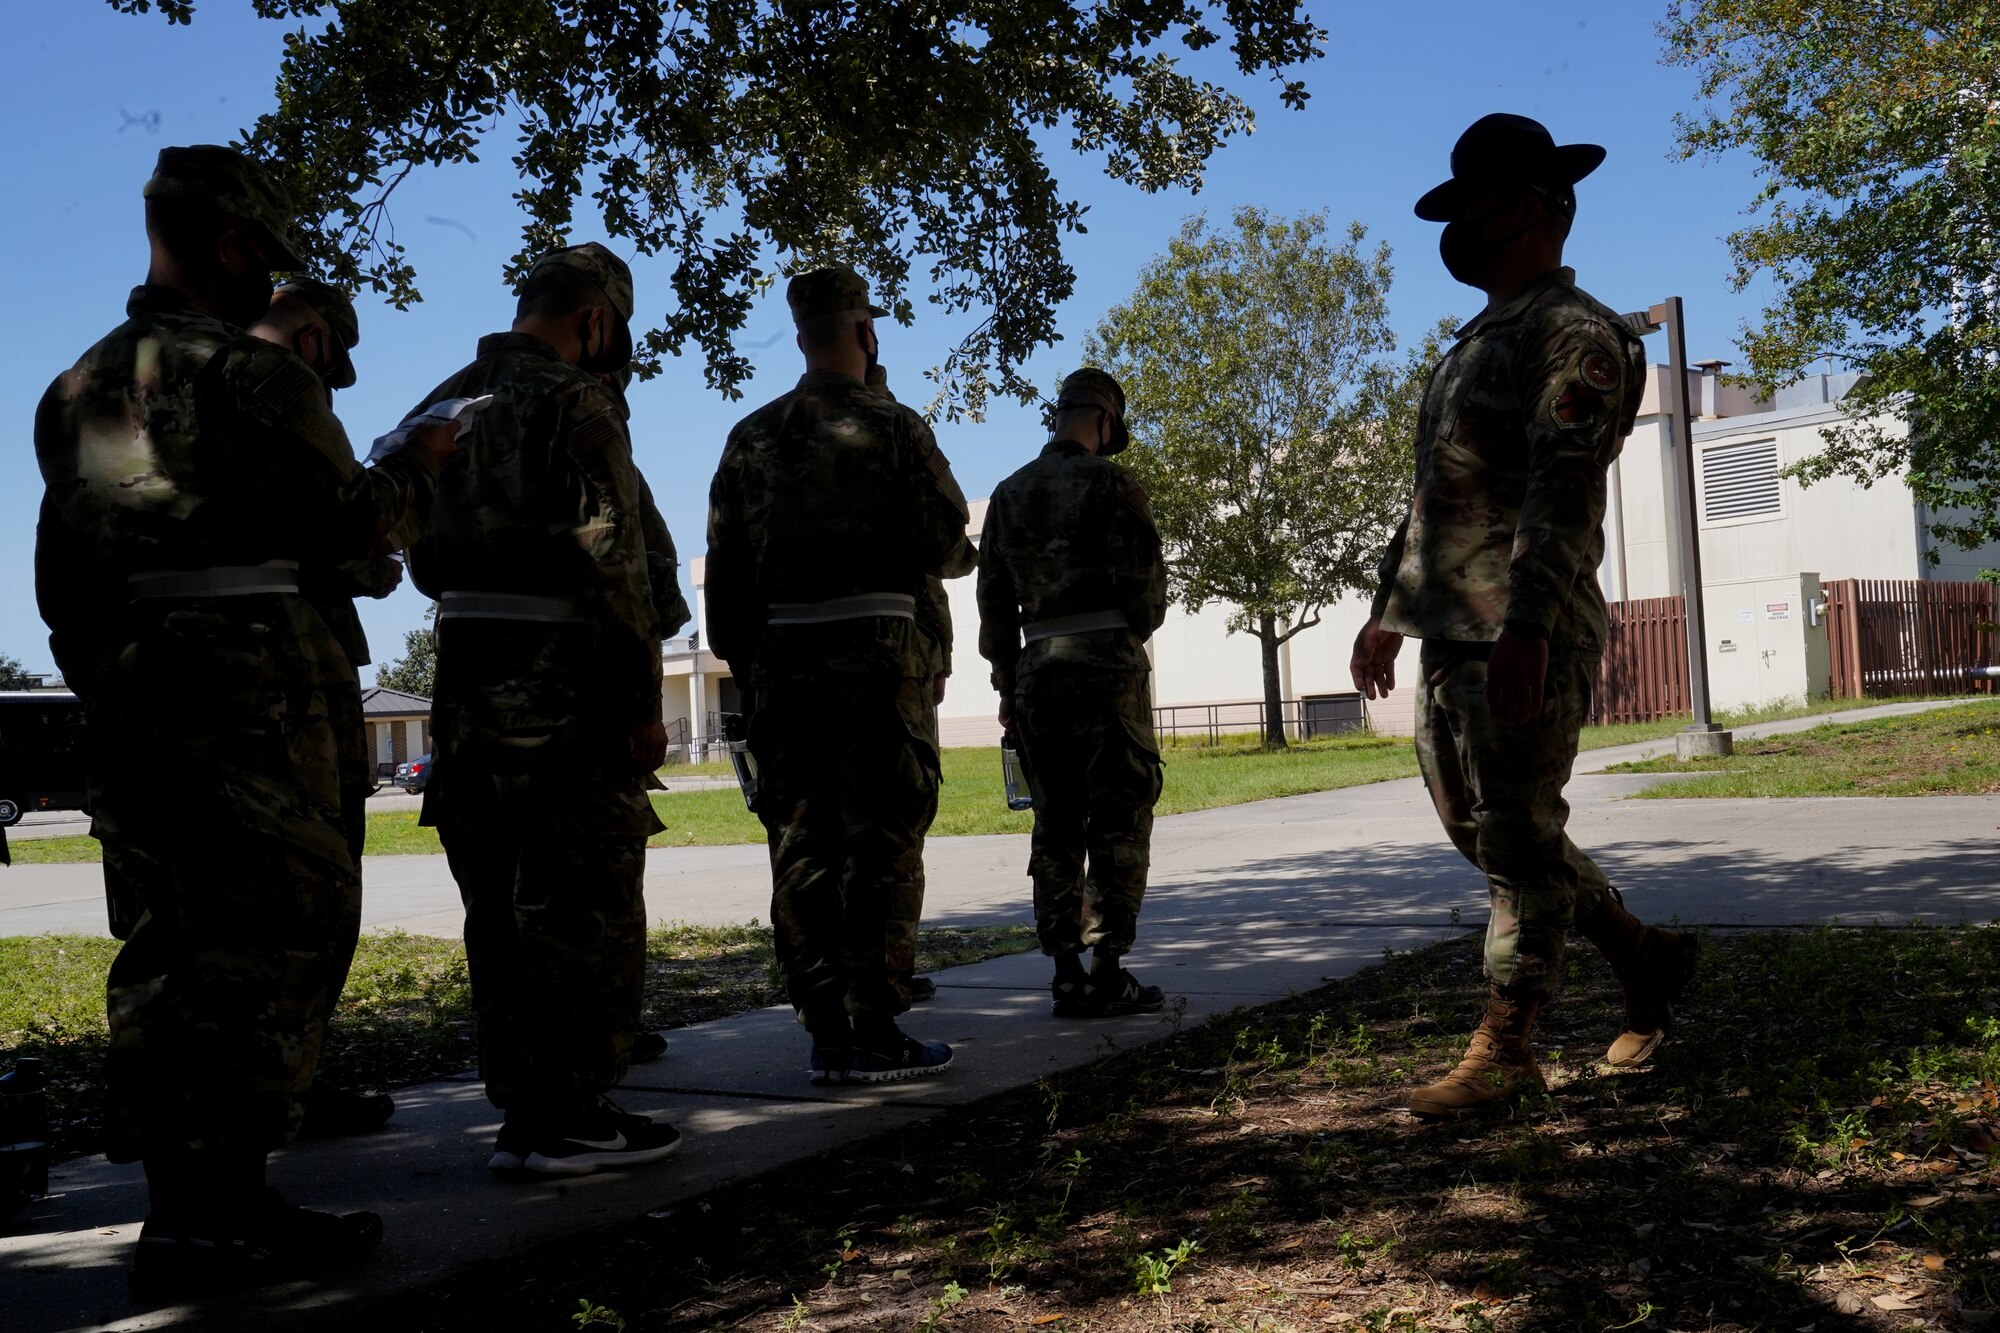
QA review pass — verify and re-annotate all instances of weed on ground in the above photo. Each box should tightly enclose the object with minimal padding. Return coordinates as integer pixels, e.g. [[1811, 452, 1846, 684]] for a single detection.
[[1613, 700, 2000, 798], [0, 922, 1033, 1162], [359, 923, 2000, 1333]]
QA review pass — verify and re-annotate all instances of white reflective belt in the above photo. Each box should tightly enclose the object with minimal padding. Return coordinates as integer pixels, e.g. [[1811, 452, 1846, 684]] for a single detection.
[[766, 592, 917, 625], [1021, 610, 1131, 643], [437, 591, 585, 624], [127, 561, 301, 598]]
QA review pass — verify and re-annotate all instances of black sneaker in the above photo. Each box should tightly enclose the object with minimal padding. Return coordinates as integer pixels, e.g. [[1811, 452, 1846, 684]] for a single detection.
[[902, 975, 938, 1004], [487, 1117, 536, 1173], [129, 1188, 383, 1300], [631, 1031, 669, 1064], [1051, 978, 1088, 1018], [1087, 967, 1165, 1017], [807, 1043, 852, 1086], [299, 1084, 396, 1138], [845, 1030, 953, 1083], [518, 1098, 683, 1177]]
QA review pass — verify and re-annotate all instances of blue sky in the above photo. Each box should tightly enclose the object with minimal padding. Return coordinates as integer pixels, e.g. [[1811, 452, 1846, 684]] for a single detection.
[[0, 3, 1771, 678]]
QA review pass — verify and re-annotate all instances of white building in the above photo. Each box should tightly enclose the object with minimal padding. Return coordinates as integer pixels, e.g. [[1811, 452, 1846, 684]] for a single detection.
[[662, 368, 2000, 749]]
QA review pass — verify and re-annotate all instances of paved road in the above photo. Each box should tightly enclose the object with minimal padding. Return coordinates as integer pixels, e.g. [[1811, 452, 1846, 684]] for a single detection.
[[5, 699, 1996, 1331]]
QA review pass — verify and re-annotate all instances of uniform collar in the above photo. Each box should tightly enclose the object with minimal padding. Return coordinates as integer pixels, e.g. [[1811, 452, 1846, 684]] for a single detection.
[[127, 284, 226, 322], [1042, 438, 1093, 459], [1454, 266, 1575, 340], [798, 369, 865, 390], [477, 331, 565, 361]]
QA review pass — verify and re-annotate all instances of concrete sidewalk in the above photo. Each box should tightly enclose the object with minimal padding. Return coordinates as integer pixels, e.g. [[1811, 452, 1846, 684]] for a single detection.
[[4, 698, 1996, 1330]]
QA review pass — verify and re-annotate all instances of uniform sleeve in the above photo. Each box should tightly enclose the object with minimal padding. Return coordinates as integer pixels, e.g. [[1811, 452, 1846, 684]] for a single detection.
[[636, 473, 692, 641], [975, 497, 1021, 697], [1107, 470, 1168, 636], [906, 414, 978, 580], [1369, 513, 1410, 622], [560, 384, 663, 724], [916, 575, 953, 678], [1506, 317, 1630, 637], [33, 489, 120, 704], [236, 347, 442, 566], [703, 440, 764, 679]]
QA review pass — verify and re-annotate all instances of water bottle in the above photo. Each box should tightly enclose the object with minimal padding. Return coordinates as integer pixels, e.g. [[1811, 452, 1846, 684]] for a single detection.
[[721, 712, 760, 813], [1001, 742, 1034, 811]]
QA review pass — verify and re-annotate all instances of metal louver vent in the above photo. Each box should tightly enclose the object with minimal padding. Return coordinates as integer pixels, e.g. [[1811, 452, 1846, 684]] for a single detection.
[[1701, 439, 1782, 522]]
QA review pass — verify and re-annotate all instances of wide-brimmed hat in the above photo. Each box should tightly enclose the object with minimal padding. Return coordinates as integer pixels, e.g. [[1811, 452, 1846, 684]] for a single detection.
[[1414, 114, 1605, 222]]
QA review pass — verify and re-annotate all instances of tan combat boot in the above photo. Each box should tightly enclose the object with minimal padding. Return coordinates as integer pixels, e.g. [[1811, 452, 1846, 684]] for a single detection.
[[1406, 986, 1545, 1118], [1576, 897, 1700, 1067]]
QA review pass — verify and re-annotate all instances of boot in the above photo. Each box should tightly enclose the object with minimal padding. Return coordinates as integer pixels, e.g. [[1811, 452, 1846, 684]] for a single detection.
[[1406, 986, 1544, 1118], [1576, 896, 1699, 1067]]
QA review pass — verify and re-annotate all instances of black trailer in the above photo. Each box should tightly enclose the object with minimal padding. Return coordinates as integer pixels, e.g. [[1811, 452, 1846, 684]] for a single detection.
[[0, 692, 86, 827]]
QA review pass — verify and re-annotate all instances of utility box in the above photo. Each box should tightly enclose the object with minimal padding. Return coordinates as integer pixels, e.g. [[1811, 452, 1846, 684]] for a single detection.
[[1301, 692, 1367, 738], [1702, 572, 1831, 713]]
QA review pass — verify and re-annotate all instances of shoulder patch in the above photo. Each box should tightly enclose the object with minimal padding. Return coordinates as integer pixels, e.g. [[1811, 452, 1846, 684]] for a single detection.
[[1580, 350, 1619, 392]]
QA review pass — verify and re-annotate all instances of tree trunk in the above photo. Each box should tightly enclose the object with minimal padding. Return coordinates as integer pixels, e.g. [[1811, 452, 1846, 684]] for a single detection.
[[1258, 613, 1286, 749]]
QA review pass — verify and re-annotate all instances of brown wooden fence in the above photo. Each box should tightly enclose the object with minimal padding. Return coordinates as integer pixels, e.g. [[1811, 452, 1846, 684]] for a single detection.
[[1824, 578, 2000, 698], [1589, 595, 1691, 725]]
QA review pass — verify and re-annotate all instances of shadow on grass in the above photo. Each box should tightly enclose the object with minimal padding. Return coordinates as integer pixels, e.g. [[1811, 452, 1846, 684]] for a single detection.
[[343, 923, 2000, 1333]]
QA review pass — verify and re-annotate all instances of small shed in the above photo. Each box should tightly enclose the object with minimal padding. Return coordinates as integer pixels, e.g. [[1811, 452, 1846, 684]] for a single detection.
[[362, 687, 432, 777]]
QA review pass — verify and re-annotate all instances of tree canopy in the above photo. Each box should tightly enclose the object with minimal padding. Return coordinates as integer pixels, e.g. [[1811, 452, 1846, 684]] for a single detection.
[[0, 653, 35, 691], [1089, 208, 1440, 746], [1662, 1, 2000, 555], [109, 0, 1322, 419], [375, 606, 437, 697]]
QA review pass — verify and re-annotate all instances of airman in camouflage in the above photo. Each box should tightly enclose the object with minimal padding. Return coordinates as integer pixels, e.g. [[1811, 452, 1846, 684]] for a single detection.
[[1351, 115, 1699, 1118], [33, 145, 448, 1293], [977, 369, 1170, 1017], [706, 264, 975, 1083], [404, 242, 684, 1175], [246, 278, 400, 1137]]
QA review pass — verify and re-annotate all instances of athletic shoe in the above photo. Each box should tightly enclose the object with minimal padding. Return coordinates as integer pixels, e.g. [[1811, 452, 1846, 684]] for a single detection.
[[299, 1084, 396, 1138], [518, 1097, 683, 1177], [487, 1117, 536, 1173], [1087, 967, 1165, 1017], [844, 1031, 954, 1083], [631, 1031, 669, 1064], [1051, 977, 1088, 1018], [808, 1043, 851, 1086], [129, 1188, 383, 1300], [902, 975, 938, 1004]]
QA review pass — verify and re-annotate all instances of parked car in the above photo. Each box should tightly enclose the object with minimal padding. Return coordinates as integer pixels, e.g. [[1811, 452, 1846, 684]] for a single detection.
[[394, 753, 432, 795], [0, 692, 87, 827]]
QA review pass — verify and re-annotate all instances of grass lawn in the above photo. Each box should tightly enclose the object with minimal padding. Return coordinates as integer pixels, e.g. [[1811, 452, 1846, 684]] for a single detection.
[[0, 922, 1034, 1162], [1608, 699, 2000, 798], [351, 923, 2000, 1333], [9, 696, 1975, 865]]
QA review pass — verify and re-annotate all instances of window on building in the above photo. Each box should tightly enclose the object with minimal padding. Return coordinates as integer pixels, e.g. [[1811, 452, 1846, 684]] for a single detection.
[[1700, 438, 1782, 522]]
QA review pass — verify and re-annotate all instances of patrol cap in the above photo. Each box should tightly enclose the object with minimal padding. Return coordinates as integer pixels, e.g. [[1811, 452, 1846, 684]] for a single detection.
[[786, 264, 889, 325], [272, 278, 359, 389], [1414, 114, 1605, 223], [526, 242, 635, 322], [143, 144, 308, 270], [1056, 367, 1131, 456]]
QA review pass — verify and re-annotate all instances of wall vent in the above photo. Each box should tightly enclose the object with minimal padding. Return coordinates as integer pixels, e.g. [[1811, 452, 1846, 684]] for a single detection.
[[1700, 439, 1782, 522]]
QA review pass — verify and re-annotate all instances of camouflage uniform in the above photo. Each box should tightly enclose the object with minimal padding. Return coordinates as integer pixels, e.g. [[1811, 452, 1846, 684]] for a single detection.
[[706, 303, 975, 1038], [404, 245, 674, 1114], [977, 427, 1169, 959], [1372, 266, 1645, 998], [32, 148, 442, 1162]]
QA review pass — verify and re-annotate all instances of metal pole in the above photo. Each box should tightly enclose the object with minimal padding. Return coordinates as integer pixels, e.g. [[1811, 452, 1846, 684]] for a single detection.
[[1650, 296, 1731, 757]]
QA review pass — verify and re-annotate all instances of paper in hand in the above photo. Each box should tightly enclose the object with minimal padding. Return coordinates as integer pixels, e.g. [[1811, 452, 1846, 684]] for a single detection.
[[368, 395, 495, 463]]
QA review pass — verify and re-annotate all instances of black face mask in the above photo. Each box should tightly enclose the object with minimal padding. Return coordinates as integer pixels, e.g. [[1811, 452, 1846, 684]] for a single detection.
[[1439, 204, 1536, 287], [861, 325, 880, 378], [578, 309, 634, 375]]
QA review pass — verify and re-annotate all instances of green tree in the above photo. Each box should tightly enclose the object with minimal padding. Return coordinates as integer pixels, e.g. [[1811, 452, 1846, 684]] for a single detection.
[[375, 604, 437, 698], [109, 0, 1322, 419], [1662, 1, 2000, 555], [1089, 208, 1441, 748], [0, 653, 35, 690]]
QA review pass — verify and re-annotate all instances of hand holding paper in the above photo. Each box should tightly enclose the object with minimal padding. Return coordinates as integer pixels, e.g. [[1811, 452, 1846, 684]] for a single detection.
[[368, 395, 495, 465]]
